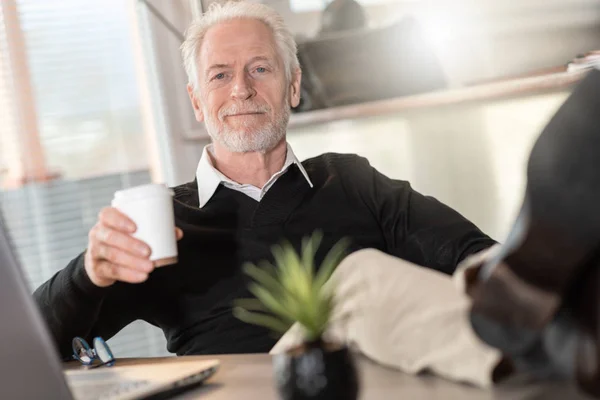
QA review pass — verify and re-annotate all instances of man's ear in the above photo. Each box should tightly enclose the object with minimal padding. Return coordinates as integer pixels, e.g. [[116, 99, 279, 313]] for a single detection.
[[289, 68, 302, 109], [187, 84, 204, 123]]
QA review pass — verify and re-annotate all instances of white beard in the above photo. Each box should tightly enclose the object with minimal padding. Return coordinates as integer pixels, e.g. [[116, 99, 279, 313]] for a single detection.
[[203, 100, 290, 153]]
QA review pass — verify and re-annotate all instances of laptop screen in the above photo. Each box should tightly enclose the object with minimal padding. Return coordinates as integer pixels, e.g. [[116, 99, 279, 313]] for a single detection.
[[0, 213, 74, 399]]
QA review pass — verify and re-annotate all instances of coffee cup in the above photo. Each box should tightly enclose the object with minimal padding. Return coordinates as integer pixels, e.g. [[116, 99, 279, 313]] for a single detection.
[[111, 183, 178, 267]]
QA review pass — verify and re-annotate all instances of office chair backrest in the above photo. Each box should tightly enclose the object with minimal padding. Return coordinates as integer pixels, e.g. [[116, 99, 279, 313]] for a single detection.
[[294, 17, 446, 112]]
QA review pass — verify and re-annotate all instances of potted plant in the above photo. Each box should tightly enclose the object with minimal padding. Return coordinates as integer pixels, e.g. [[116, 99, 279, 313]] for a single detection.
[[234, 232, 359, 400]]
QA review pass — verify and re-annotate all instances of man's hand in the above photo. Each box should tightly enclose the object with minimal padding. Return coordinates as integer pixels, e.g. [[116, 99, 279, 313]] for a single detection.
[[84, 207, 183, 287]]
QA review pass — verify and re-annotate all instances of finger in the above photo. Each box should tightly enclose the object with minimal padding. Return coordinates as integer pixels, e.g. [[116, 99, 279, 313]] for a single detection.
[[92, 243, 154, 273], [98, 207, 136, 233], [175, 227, 184, 241], [95, 226, 150, 258], [96, 261, 149, 284]]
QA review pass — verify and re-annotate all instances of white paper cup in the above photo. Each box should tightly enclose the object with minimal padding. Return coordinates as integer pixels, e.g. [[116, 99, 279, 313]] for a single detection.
[[111, 183, 178, 267]]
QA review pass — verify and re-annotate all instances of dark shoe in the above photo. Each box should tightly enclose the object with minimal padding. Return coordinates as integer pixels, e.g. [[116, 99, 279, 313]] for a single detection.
[[466, 69, 600, 396]]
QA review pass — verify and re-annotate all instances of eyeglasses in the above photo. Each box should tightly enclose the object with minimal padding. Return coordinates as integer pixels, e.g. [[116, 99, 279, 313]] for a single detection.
[[72, 337, 115, 368]]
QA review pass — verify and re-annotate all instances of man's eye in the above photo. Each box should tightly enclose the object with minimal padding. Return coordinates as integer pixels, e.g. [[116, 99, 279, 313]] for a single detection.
[[255, 67, 266, 73], [214, 73, 225, 80]]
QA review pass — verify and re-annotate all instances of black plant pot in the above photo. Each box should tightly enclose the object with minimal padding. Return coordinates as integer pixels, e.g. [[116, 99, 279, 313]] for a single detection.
[[273, 342, 359, 400]]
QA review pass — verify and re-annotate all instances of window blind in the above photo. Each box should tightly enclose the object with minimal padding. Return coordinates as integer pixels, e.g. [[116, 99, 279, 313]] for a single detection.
[[0, 4, 18, 187], [0, 0, 169, 359], [16, 0, 148, 179]]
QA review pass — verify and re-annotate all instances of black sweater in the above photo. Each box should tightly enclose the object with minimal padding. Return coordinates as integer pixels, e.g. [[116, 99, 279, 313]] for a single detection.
[[33, 153, 495, 359]]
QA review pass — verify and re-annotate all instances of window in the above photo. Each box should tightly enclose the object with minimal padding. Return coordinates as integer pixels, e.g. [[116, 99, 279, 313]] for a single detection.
[[0, 0, 168, 358], [16, 0, 148, 179]]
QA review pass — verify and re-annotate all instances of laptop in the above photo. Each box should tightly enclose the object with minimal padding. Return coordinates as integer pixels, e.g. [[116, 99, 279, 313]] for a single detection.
[[0, 215, 219, 400]]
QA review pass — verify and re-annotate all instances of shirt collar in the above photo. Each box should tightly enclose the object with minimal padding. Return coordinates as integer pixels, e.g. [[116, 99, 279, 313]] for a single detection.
[[195, 142, 313, 208]]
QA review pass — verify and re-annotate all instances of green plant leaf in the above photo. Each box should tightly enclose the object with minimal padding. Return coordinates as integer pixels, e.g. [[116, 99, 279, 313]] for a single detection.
[[235, 232, 351, 343], [233, 298, 267, 312], [301, 231, 323, 281], [257, 260, 277, 275], [248, 283, 296, 324], [233, 308, 291, 335], [314, 237, 351, 290], [274, 242, 311, 301], [243, 263, 284, 295]]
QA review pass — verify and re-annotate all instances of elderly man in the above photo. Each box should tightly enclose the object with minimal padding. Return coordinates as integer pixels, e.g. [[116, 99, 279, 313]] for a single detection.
[[33, 0, 504, 387]]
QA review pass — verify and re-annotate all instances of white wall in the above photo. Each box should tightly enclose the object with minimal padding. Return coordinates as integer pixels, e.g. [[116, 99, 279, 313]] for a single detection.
[[268, 0, 600, 86], [139, 0, 599, 186], [287, 90, 571, 242], [133, 0, 208, 186]]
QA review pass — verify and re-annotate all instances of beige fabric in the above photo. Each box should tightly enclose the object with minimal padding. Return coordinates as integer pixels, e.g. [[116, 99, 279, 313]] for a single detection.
[[271, 248, 502, 388], [453, 244, 501, 293]]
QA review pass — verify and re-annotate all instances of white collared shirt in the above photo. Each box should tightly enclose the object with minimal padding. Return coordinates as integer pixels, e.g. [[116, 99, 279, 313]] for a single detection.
[[195, 143, 313, 208]]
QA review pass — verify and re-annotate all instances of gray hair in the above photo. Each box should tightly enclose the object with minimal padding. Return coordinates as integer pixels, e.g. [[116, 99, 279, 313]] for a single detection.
[[181, 1, 300, 92]]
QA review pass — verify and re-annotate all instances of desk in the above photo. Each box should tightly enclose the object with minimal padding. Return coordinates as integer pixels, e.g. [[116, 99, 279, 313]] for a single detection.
[[65, 353, 592, 399]]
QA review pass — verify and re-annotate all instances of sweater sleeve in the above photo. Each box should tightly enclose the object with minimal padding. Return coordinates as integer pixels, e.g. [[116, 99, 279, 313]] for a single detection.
[[348, 155, 496, 275], [33, 251, 146, 360]]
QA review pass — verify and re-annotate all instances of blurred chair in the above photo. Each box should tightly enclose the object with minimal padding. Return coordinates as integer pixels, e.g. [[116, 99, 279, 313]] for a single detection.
[[294, 17, 447, 112], [319, 0, 367, 35]]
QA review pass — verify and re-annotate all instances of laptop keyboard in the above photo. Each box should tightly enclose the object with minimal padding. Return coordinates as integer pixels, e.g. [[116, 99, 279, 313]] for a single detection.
[[70, 379, 150, 400]]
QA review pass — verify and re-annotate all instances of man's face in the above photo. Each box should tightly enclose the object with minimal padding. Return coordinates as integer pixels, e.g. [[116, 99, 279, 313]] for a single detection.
[[188, 19, 301, 153]]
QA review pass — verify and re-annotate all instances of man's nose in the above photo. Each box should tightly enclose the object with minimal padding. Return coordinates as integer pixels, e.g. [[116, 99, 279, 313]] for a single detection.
[[231, 72, 256, 100]]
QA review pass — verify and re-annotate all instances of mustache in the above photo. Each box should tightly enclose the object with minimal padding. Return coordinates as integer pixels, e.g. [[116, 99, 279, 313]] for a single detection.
[[219, 103, 270, 120]]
